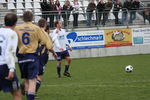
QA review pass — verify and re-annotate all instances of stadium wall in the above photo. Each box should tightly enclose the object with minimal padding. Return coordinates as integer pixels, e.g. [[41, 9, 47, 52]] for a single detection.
[[49, 27, 150, 59]]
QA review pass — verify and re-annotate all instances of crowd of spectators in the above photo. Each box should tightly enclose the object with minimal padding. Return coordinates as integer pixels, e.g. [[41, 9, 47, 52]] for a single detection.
[[38, 0, 149, 27], [2, 0, 150, 27]]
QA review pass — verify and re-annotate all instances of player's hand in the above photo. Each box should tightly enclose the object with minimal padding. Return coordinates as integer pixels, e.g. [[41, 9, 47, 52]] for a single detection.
[[59, 48, 64, 51], [5, 72, 14, 80], [69, 47, 72, 51], [53, 52, 58, 59]]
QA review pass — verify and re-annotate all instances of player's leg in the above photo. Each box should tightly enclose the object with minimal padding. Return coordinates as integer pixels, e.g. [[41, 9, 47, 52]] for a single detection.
[[36, 75, 42, 93], [57, 60, 62, 78], [24, 79, 29, 96], [27, 78, 37, 100], [56, 52, 62, 78], [11, 90, 22, 100], [36, 53, 48, 93], [64, 51, 72, 77]]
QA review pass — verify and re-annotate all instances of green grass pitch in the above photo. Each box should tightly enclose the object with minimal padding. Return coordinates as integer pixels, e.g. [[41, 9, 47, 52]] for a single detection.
[[0, 54, 150, 100]]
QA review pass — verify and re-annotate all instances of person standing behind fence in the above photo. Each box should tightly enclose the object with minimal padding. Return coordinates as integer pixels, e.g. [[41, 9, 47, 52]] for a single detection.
[[113, 0, 122, 25], [129, 0, 140, 24], [121, 0, 132, 25], [72, 0, 80, 27], [86, 0, 96, 27], [47, 0, 55, 28], [103, 0, 113, 26], [143, 4, 150, 24], [95, 0, 105, 26], [54, 0, 62, 21], [62, 0, 73, 27], [40, 0, 49, 21]]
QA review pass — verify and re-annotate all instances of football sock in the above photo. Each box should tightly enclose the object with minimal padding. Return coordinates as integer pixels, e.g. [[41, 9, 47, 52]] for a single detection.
[[27, 93, 35, 100], [36, 80, 41, 93], [65, 65, 69, 73], [57, 65, 61, 77]]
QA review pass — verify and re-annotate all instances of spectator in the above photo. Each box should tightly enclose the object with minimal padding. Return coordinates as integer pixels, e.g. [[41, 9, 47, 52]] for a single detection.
[[113, 0, 122, 25], [95, 0, 105, 26], [129, 0, 140, 23], [72, 0, 80, 27], [143, 4, 150, 24], [40, 0, 49, 20], [121, 0, 132, 25], [103, 0, 113, 26], [62, 0, 73, 27], [47, 0, 55, 28], [86, 0, 96, 27], [54, 0, 62, 21]]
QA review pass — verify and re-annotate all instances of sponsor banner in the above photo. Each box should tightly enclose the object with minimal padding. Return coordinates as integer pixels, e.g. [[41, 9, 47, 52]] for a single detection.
[[104, 29, 132, 47], [132, 28, 144, 45], [67, 31, 105, 50], [133, 28, 150, 45]]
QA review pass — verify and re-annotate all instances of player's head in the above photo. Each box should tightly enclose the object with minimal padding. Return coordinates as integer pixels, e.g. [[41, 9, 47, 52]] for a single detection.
[[55, 21, 62, 29], [4, 13, 17, 27], [38, 18, 47, 28], [23, 11, 33, 22]]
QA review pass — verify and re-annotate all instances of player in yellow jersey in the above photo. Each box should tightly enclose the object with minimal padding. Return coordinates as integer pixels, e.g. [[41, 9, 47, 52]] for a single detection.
[[15, 11, 56, 100], [35, 18, 52, 97]]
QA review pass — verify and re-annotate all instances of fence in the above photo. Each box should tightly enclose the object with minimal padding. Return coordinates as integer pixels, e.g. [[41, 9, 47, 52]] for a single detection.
[[0, 8, 150, 30]]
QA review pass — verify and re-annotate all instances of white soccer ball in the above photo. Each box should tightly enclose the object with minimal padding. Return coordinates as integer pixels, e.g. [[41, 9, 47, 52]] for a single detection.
[[125, 65, 133, 72]]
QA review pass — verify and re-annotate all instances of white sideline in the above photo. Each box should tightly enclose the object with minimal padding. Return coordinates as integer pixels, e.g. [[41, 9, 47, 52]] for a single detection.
[[42, 80, 150, 88]]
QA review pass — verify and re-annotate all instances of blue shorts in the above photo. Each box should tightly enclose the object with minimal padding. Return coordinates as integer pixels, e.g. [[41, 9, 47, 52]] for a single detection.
[[38, 52, 49, 75], [18, 54, 39, 79], [0, 65, 20, 93], [56, 50, 70, 61]]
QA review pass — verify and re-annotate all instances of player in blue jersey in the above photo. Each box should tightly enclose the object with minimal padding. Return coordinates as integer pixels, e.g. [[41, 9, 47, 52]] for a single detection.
[[50, 21, 72, 78], [0, 13, 22, 100]]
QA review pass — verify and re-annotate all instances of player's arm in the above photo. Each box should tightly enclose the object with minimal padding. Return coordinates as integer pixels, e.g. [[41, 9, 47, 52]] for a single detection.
[[64, 31, 72, 51], [5, 32, 18, 80], [37, 28, 57, 57]]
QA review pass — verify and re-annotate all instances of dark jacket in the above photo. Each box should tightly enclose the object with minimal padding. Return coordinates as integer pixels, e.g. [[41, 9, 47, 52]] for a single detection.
[[86, 2, 96, 12], [104, 2, 113, 11], [131, 1, 140, 10], [97, 2, 105, 12], [113, 2, 122, 11], [62, 5, 73, 19], [122, 1, 132, 11], [40, 1, 49, 11], [47, 2, 55, 14]]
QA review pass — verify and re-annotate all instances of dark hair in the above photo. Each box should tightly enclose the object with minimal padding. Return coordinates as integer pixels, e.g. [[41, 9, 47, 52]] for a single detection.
[[23, 11, 33, 22], [38, 18, 47, 28], [4, 13, 17, 26], [55, 20, 60, 27]]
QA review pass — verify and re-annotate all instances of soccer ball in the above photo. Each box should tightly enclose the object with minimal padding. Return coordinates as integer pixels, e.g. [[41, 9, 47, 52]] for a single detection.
[[125, 65, 133, 72]]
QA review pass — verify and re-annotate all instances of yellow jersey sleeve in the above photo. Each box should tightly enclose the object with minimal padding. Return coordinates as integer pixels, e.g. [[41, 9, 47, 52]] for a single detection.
[[38, 28, 53, 50]]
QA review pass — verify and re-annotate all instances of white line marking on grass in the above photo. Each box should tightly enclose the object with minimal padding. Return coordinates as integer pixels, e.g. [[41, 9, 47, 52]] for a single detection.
[[42, 80, 150, 88], [42, 84, 146, 88]]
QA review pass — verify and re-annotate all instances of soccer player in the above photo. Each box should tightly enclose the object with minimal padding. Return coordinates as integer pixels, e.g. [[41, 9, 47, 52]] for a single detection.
[[35, 18, 52, 95], [0, 13, 22, 100], [50, 21, 72, 78], [15, 11, 56, 100]]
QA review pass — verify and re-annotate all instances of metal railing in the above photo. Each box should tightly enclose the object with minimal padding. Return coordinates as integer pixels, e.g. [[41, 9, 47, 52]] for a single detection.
[[0, 9, 150, 31]]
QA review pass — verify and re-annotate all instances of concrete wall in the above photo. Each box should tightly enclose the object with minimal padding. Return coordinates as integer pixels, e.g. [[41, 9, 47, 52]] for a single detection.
[[49, 45, 150, 60]]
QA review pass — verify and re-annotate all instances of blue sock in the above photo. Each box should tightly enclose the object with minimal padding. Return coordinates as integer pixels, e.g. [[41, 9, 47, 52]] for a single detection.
[[65, 65, 69, 73], [27, 93, 35, 100], [57, 65, 61, 77], [36, 80, 41, 93]]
